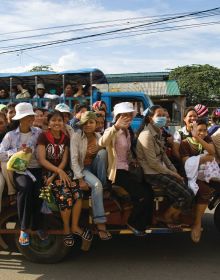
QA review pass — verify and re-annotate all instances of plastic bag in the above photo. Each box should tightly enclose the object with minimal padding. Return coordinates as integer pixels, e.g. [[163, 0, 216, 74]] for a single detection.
[[7, 151, 32, 172], [40, 200, 53, 214], [39, 185, 59, 212]]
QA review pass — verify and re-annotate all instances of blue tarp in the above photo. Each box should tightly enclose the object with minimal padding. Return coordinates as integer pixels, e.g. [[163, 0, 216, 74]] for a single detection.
[[0, 68, 107, 85]]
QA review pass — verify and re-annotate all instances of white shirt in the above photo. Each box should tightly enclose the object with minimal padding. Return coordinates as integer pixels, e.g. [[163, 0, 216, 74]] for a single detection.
[[20, 132, 40, 168]]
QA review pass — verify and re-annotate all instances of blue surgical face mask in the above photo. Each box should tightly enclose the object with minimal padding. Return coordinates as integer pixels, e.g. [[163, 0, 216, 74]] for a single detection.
[[153, 116, 167, 128]]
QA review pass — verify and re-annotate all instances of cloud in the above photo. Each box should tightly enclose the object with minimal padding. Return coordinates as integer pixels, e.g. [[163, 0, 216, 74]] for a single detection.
[[2, 47, 220, 75], [52, 52, 81, 71], [0, 63, 39, 73], [1, 0, 220, 74]]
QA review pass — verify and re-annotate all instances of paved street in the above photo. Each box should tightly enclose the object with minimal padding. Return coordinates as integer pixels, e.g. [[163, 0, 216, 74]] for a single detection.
[[0, 212, 220, 280]]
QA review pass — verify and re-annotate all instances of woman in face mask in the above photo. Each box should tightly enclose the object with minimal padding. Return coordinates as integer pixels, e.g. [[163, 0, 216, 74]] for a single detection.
[[136, 105, 194, 226]]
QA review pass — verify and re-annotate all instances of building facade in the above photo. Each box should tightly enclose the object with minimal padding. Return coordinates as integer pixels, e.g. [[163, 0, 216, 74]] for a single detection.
[[97, 72, 185, 124]]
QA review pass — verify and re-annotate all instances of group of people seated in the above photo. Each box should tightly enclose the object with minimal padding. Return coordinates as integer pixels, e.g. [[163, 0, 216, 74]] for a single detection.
[[0, 98, 220, 248], [0, 82, 92, 101]]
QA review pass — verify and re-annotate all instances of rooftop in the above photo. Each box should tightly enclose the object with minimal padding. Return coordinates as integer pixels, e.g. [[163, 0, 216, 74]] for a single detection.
[[106, 72, 170, 83]]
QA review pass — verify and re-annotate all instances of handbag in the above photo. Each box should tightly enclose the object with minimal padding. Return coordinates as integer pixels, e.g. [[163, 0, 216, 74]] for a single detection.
[[129, 164, 144, 183]]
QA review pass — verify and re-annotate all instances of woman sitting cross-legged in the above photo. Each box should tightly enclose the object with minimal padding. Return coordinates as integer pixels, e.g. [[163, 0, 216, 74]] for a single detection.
[[70, 111, 111, 240], [136, 105, 194, 227], [99, 102, 154, 236], [37, 110, 92, 247]]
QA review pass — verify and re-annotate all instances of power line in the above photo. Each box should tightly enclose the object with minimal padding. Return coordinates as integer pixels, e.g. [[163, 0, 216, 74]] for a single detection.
[[0, 6, 219, 55], [1, 9, 220, 44], [38, 19, 220, 50], [0, 10, 204, 36], [1, 16, 220, 53]]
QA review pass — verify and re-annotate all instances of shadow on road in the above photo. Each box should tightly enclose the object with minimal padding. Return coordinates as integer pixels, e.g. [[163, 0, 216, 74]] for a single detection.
[[0, 213, 220, 280]]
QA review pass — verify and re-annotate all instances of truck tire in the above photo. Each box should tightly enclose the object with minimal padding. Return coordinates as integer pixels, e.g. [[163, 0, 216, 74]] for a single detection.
[[15, 212, 79, 264], [15, 233, 71, 264], [0, 207, 18, 251], [214, 202, 220, 232]]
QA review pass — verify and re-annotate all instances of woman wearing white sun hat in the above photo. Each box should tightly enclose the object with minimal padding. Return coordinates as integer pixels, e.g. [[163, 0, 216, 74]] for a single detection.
[[0, 103, 45, 246], [99, 102, 154, 236]]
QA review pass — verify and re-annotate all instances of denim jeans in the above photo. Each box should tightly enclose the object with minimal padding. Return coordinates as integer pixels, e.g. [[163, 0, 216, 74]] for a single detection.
[[89, 149, 107, 187], [83, 149, 108, 224]]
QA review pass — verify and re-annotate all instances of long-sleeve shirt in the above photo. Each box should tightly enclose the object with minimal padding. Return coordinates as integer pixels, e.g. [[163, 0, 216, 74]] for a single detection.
[[136, 123, 176, 175], [0, 127, 41, 168], [70, 131, 101, 179]]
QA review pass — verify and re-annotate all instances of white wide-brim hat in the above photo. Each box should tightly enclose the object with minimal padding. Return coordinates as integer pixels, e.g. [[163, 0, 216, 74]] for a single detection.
[[12, 102, 36, 120], [55, 103, 71, 113], [112, 102, 136, 122], [36, 83, 45, 90]]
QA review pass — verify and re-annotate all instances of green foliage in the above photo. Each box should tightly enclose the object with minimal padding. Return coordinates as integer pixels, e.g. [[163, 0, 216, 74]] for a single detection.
[[169, 64, 220, 106], [28, 65, 54, 72]]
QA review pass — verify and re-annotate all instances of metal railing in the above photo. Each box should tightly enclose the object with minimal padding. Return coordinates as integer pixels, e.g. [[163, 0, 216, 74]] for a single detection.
[[0, 96, 90, 110]]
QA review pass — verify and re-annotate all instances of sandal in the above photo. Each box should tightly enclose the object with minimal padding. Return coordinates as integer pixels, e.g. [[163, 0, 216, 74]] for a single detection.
[[73, 228, 93, 242], [97, 229, 112, 240], [19, 231, 30, 246], [36, 230, 49, 241], [63, 234, 75, 247], [167, 223, 183, 230]]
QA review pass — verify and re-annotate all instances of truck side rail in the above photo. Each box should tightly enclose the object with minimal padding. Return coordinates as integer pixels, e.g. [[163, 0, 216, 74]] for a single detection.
[[0, 97, 90, 110]]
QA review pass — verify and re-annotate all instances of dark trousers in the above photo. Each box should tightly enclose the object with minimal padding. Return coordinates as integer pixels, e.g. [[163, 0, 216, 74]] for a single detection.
[[115, 169, 153, 231], [144, 174, 194, 210], [13, 168, 43, 231]]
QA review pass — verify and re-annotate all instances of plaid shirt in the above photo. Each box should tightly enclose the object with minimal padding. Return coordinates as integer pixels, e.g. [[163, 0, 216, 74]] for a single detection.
[[0, 126, 42, 162]]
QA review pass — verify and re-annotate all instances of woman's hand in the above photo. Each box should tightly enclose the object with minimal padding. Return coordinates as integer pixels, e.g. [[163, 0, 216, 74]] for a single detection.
[[79, 178, 89, 190], [166, 135, 174, 146], [200, 154, 215, 164], [171, 171, 184, 182], [46, 175, 55, 186], [87, 144, 99, 155], [56, 168, 71, 187], [23, 147, 32, 154], [129, 159, 139, 168], [191, 122, 198, 138], [18, 146, 32, 153], [115, 115, 131, 130]]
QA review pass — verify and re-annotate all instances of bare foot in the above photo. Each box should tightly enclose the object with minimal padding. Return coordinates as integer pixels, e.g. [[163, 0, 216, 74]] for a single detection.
[[191, 224, 202, 243]]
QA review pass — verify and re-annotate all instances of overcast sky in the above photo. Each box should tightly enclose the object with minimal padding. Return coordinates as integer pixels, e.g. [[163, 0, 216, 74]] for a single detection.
[[0, 0, 220, 74]]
